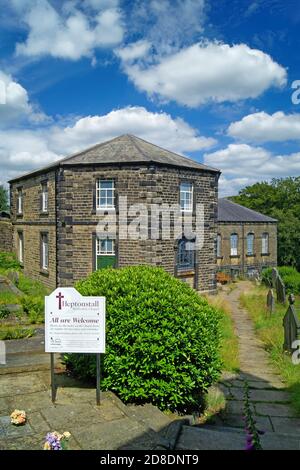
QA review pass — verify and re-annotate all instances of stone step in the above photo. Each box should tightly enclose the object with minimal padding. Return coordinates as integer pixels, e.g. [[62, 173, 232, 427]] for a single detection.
[[0, 352, 62, 375], [176, 424, 300, 450]]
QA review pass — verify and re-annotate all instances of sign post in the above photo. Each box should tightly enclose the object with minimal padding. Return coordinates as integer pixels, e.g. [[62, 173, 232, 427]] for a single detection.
[[45, 288, 106, 405]]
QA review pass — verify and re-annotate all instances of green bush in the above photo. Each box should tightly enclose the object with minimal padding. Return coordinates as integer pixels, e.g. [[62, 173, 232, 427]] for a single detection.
[[0, 252, 20, 271], [262, 266, 300, 294], [0, 305, 10, 319], [63, 266, 222, 413], [21, 296, 44, 324]]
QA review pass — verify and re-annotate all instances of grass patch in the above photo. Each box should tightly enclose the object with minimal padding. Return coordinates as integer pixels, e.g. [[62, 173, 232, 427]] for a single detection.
[[0, 326, 35, 340], [240, 284, 300, 416], [0, 291, 21, 305], [206, 295, 239, 373], [17, 273, 49, 297]]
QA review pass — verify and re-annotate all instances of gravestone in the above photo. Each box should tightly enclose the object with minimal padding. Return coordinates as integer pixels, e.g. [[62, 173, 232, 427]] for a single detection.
[[272, 268, 278, 288], [267, 289, 275, 314], [276, 275, 286, 304], [283, 296, 300, 353]]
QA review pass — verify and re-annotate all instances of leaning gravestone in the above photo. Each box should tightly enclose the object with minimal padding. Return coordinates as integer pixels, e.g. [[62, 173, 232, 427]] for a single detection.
[[272, 267, 278, 288], [267, 289, 275, 314], [283, 295, 300, 353], [276, 275, 286, 304]]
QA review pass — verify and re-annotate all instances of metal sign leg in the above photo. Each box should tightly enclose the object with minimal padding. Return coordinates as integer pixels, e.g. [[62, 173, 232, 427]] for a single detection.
[[96, 354, 101, 406], [50, 353, 56, 403]]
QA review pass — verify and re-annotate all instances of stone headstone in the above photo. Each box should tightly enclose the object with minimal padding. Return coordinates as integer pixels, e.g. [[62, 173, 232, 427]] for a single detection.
[[7, 270, 20, 286], [276, 275, 286, 304], [267, 289, 275, 314], [283, 304, 300, 353], [272, 268, 278, 288]]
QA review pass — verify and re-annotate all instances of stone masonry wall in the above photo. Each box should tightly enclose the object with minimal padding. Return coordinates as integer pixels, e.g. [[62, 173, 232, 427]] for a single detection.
[[217, 221, 277, 276], [10, 171, 57, 290], [0, 218, 12, 252], [56, 164, 219, 292]]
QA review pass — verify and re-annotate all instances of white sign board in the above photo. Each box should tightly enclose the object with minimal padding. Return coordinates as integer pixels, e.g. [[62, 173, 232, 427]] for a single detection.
[[45, 288, 105, 353]]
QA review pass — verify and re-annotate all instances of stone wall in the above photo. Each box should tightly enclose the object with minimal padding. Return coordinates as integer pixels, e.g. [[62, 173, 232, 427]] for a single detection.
[[56, 164, 218, 292], [10, 171, 57, 289], [217, 221, 277, 276], [10, 164, 218, 293], [0, 217, 12, 252]]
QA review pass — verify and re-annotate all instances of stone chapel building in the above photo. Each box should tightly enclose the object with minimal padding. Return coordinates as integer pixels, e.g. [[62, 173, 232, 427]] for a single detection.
[[9, 134, 220, 293]]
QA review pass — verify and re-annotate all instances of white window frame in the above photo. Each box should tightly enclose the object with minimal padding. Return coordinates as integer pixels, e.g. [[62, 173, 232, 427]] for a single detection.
[[217, 234, 222, 258], [180, 182, 193, 212], [262, 233, 269, 255], [18, 232, 24, 264], [96, 238, 115, 256], [17, 188, 23, 214], [41, 233, 49, 271], [42, 182, 48, 213], [247, 233, 254, 256], [230, 233, 238, 256], [96, 179, 115, 210]]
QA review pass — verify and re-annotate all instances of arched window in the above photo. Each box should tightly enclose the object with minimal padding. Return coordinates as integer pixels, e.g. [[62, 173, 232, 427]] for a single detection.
[[262, 233, 269, 255], [217, 234, 222, 258], [177, 238, 195, 271], [230, 233, 238, 256], [247, 233, 255, 256]]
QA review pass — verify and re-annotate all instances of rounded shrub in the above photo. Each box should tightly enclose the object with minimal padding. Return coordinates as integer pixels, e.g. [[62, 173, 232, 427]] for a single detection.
[[63, 266, 222, 412]]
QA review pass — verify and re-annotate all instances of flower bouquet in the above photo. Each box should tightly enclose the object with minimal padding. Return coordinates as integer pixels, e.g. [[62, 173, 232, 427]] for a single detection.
[[44, 431, 71, 450], [10, 409, 26, 426]]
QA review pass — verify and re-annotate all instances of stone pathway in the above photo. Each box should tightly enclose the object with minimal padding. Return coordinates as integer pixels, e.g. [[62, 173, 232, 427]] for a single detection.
[[0, 368, 181, 450], [0, 335, 183, 450], [177, 281, 300, 450]]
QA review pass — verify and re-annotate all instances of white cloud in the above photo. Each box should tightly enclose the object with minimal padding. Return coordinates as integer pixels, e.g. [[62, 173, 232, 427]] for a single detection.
[[128, 0, 206, 54], [14, 0, 124, 61], [116, 40, 151, 62], [204, 143, 300, 195], [1, 106, 216, 185], [0, 70, 46, 126], [228, 111, 300, 143], [119, 42, 287, 107]]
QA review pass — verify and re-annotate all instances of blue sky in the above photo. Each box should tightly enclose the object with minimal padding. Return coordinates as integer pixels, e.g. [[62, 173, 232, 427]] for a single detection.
[[0, 0, 300, 195]]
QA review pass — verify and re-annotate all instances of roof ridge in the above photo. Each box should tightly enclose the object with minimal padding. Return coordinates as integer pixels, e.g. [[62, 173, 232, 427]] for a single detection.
[[130, 134, 219, 171], [127, 134, 149, 161]]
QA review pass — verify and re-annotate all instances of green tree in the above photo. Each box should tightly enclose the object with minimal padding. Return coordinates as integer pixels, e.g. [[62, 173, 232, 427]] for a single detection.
[[0, 186, 8, 212], [231, 177, 300, 271]]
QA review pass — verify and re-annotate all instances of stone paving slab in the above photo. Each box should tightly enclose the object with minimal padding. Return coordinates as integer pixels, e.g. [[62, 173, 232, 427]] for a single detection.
[[70, 417, 160, 450], [255, 403, 297, 418], [271, 417, 300, 434], [0, 372, 48, 397], [176, 425, 245, 450], [0, 415, 34, 439]]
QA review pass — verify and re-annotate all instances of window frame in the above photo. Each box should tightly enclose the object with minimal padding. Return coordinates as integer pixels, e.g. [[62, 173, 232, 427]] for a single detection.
[[17, 187, 23, 215], [177, 237, 196, 272], [180, 181, 193, 213], [96, 179, 115, 211], [230, 233, 238, 257], [217, 234, 222, 258], [40, 232, 49, 272], [96, 238, 116, 256], [246, 232, 255, 256], [262, 232, 269, 255], [41, 181, 49, 213], [18, 231, 24, 265]]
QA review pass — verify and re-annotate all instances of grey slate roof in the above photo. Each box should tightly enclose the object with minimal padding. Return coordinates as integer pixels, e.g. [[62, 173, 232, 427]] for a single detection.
[[218, 198, 277, 223], [8, 134, 220, 183]]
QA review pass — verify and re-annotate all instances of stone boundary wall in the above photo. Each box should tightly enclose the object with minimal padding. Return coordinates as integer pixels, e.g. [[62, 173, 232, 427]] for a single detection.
[[0, 217, 12, 252]]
